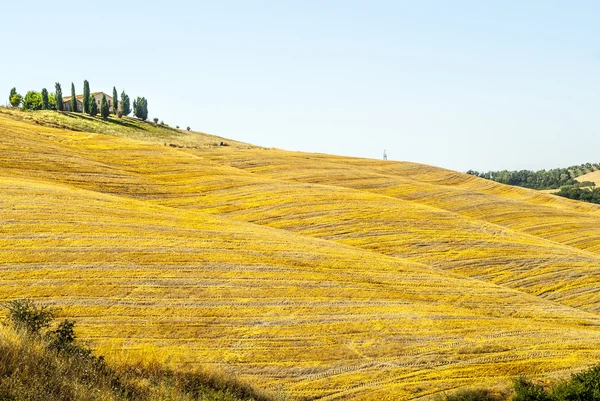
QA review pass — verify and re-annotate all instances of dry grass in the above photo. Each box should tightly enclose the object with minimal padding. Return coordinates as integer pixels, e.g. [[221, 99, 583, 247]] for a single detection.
[[0, 324, 271, 401], [575, 170, 600, 186], [3, 109, 600, 399]]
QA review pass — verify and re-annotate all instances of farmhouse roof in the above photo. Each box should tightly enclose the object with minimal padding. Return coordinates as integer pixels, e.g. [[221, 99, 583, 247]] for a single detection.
[[62, 92, 111, 102]]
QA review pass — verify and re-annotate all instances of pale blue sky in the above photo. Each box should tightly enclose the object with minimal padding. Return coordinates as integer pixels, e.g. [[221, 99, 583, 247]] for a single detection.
[[2, 1, 599, 171]]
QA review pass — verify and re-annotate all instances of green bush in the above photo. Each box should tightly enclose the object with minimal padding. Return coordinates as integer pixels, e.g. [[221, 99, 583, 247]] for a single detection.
[[3, 299, 55, 335], [552, 365, 600, 401], [22, 91, 43, 110], [512, 377, 551, 401]]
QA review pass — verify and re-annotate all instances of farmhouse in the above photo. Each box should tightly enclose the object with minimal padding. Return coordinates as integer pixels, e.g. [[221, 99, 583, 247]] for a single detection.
[[63, 92, 113, 112]]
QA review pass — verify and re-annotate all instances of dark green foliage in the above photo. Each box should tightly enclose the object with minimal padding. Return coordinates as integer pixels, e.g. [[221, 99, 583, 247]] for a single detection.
[[153, 117, 159, 124], [41, 88, 49, 110], [89, 94, 98, 116], [3, 299, 55, 335], [552, 365, 600, 401], [512, 377, 551, 401], [466, 168, 578, 190], [578, 181, 596, 188], [55, 82, 63, 111], [112, 87, 118, 114], [70, 83, 77, 112], [47, 319, 76, 351], [187, 126, 191, 131], [437, 388, 502, 401], [100, 94, 110, 119], [22, 91, 43, 110], [133, 96, 148, 121], [9, 88, 16, 103], [554, 186, 600, 204], [120, 90, 131, 116], [9, 92, 22, 108], [83, 80, 90, 114]]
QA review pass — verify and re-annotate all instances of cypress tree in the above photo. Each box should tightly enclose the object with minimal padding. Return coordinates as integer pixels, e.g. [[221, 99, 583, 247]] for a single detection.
[[100, 94, 109, 119], [89, 95, 98, 117], [133, 97, 148, 121], [55, 83, 64, 111], [70, 83, 77, 112], [120, 91, 131, 116], [141, 97, 148, 121], [82, 80, 90, 114], [112, 87, 118, 114], [41, 88, 49, 110], [9, 88, 16, 103]]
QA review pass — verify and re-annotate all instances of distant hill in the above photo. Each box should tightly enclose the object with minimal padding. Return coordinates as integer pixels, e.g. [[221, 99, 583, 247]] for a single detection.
[[4, 107, 600, 399], [467, 164, 600, 204], [576, 170, 600, 186]]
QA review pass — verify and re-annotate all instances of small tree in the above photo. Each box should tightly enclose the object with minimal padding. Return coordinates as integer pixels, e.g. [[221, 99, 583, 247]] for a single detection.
[[117, 103, 123, 118], [48, 93, 57, 110], [48, 319, 76, 351], [133, 97, 148, 120], [83, 80, 90, 114], [100, 94, 109, 118], [10, 92, 22, 108], [70, 83, 77, 112], [55, 82, 64, 111], [120, 91, 131, 116], [2, 299, 55, 335], [9, 88, 16, 103], [22, 91, 43, 110], [89, 94, 98, 116], [112, 87, 118, 114], [187, 126, 191, 131], [41, 88, 49, 110], [153, 117, 159, 124]]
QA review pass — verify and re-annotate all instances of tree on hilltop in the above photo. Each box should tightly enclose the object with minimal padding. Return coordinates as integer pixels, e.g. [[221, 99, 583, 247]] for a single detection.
[[48, 93, 57, 110], [55, 83, 64, 111], [83, 80, 90, 114], [22, 91, 43, 110], [120, 91, 131, 116], [100, 94, 109, 119], [133, 96, 148, 121], [112, 87, 118, 114], [89, 94, 98, 116], [41, 88, 49, 110], [70, 83, 77, 112], [9, 88, 22, 108]]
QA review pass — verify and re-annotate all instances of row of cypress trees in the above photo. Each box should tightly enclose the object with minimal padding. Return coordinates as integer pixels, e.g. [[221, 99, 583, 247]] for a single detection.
[[11, 81, 140, 120]]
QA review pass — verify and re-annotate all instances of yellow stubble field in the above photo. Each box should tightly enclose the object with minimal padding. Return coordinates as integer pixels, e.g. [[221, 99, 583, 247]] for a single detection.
[[3, 112, 600, 399]]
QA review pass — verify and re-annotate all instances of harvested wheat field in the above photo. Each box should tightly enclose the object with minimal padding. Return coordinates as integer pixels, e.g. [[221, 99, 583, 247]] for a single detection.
[[3, 109, 600, 400]]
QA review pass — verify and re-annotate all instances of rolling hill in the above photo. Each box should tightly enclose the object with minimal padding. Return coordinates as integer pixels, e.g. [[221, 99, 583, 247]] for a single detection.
[[3, 108, 600, 400]]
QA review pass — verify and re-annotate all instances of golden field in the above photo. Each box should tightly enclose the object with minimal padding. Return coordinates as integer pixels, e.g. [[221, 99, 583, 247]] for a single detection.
[[3, 108, 600, 400]]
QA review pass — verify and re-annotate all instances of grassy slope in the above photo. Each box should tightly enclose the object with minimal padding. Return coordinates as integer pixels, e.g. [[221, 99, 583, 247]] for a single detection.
[[576, 170, 600, 186], [3, 109, 600, 399], [0, 324, 270, 401]]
